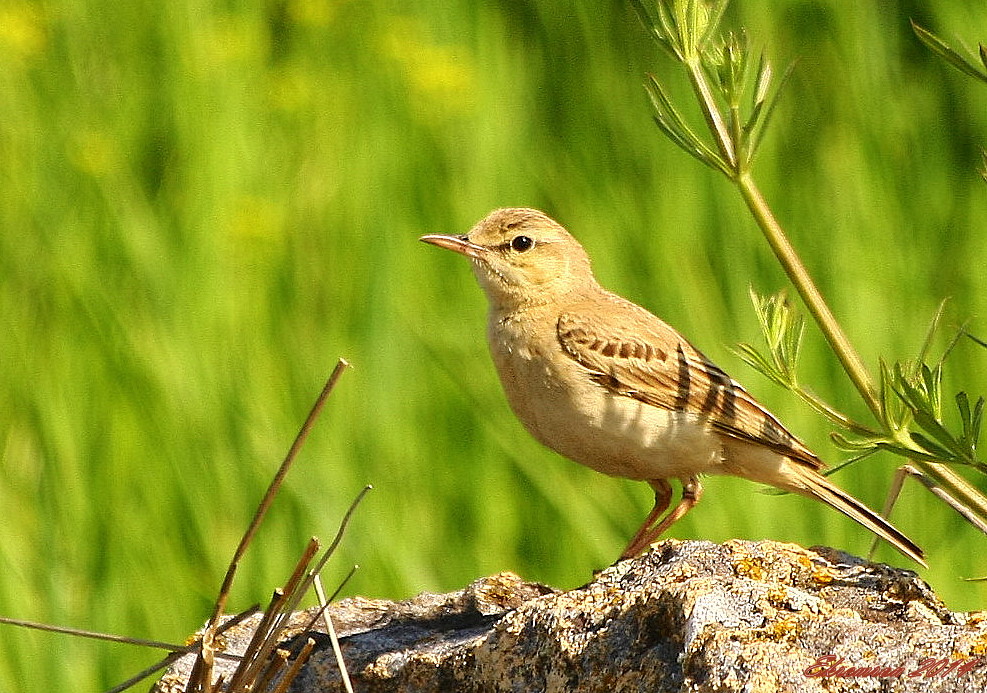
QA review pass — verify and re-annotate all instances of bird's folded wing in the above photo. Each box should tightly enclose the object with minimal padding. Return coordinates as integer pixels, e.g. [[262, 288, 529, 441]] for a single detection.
[[556, 306, 823, 469]]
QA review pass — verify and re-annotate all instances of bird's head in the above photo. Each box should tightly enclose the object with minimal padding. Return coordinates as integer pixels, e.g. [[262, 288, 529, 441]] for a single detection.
[[421, 208, 596, 310]]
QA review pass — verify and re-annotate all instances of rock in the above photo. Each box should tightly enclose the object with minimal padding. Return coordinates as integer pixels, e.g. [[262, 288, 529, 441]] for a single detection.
[[155, 539, 987, 692]]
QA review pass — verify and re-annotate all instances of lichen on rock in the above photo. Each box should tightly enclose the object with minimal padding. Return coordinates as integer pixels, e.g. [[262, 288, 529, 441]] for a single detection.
[[156, 540, 987, 692]]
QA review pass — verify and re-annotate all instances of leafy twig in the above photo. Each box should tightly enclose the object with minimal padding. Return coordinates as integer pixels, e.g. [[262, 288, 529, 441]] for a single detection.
[[633, 0, 987, 547]]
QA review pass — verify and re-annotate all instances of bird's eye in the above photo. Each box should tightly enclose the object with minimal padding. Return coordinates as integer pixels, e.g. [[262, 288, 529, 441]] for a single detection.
[[511, 235, 534, 252]]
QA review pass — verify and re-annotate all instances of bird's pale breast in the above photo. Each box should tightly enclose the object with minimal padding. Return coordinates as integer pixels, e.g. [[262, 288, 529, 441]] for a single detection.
[[487, 309, 724, 481]]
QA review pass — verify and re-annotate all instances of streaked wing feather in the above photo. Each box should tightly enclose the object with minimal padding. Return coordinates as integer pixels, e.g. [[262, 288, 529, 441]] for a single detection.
[[556, 303, 823, 469]]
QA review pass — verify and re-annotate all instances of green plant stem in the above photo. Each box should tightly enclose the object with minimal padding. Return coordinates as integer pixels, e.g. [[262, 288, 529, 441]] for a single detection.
[[671, 9, 987, 541], [678, 25, 881, 416], [735, 173, 882, 417], [680, 31, 881, 419], [793, 385, 881, 437], [734, 174, 987, 529]]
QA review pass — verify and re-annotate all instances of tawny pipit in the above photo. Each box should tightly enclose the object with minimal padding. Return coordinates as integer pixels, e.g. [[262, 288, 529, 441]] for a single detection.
[[421, 208, 925, 567]]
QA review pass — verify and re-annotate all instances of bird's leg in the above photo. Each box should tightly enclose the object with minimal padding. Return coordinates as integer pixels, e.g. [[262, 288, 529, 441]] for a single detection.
[[620, 478, 672, 559], [620, 477, 704, 559]]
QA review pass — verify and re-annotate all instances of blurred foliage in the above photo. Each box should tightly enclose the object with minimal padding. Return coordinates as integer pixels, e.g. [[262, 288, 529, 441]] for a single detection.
[[0, 0, 986, 688]]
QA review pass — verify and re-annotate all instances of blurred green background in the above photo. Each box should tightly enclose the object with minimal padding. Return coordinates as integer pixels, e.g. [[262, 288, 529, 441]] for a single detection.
[[1, 0, 986, 688]]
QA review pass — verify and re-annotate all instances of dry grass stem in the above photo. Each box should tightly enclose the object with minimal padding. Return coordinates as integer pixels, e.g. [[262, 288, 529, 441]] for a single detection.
[[225, 538, 320, 691], [105, 606, 258, 693], [0, 616, 190, 653], [190, 359, 350, 691], [0, 358, 358, 692], [312, 567, 359, 693], [274, 638, 316, 693], [196, 484, 369, 691], [204, 359, 351, 633]]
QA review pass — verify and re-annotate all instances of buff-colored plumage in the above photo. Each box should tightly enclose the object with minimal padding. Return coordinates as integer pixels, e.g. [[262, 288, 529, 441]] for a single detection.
[[421, 208, 924, 566]]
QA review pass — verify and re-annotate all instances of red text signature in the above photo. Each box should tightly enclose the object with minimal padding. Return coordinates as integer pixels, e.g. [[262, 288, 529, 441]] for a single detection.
[[803, 654, 983, 679]]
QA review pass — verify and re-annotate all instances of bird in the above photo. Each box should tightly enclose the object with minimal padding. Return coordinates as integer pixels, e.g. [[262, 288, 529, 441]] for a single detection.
[[420, 207, 925, 567]]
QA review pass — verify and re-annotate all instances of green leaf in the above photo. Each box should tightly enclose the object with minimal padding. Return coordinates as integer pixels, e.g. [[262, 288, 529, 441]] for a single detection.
[[912, 20, 987, 85], [820, 447, 882, 476], [936, 320, 966, 370], [662, 1, 689, 57], [744, 58, 793, 165], [888, 360, 970, 461], [830, 431, 882, 452], [699, 0, 732, 49], [752, 51, 772, 110], [718, 30, 753, 106], [879, 358, 911, 432], [679, 0, 730, 56], [878, 358, 893, 421], [734, 342, 787, 387], [912, 409, 964, 456], [629, 0, 677, 59], [891, 361, 933, 413], [781, 300, 804, 379], [956, 391, 985, 453], [909, 430, 956, 461], [743, 289, 805, 383], [645, 75, 731, 174], [916, 298, 949, 365], [972, 396, 985, 449], [631, 0, 728, 62], [874, 440, 945, 463], [921, 362, 943, 418], [957, 390, 973, 439]]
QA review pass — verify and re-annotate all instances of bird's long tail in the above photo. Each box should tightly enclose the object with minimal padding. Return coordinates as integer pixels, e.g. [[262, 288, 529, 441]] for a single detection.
[[794, 466, 926, 568]]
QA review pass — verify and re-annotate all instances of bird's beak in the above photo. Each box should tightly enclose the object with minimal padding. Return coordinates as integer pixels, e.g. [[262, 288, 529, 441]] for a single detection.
[[419, 233, 486, 260]]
